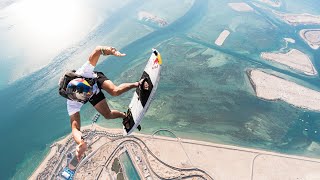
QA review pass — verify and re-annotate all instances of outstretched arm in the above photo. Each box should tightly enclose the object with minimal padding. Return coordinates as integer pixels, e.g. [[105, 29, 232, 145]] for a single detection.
[[88, 46, 126, 66]]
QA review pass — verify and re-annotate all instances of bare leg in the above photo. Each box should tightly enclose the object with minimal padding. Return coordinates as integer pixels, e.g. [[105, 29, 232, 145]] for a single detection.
[[101, 80, 139, 97], [94, 99, 126, 119]]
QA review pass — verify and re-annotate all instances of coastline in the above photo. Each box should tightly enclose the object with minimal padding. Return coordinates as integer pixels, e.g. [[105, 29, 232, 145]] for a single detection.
[[247, 69, 320, 112], [299, 29, 320, 50], [31, 125, 320, 180], [261, 49, 317, 76], [29, 134, 72, 180], [5, 0, 320, 180]]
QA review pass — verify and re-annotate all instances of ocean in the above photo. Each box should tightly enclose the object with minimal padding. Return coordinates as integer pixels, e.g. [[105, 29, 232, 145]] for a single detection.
[[0, 0, 320, 179]]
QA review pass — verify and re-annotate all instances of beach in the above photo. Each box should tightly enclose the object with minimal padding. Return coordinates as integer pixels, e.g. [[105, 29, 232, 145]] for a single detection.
[[300, 29, 320, 50], [248, 69, 320, 112], [31, 125, 320, 180], [28, 134, 76, 180], [215, 30, 230, 46], [261, 49, 317, 76]]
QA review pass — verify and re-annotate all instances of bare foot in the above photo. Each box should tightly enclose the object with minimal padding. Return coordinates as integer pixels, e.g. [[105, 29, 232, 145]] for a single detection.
[[76, 141, 87, 161]]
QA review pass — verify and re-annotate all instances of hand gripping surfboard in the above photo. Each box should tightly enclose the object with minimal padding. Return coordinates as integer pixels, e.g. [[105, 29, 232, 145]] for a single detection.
[[123, 49, 162, 135]]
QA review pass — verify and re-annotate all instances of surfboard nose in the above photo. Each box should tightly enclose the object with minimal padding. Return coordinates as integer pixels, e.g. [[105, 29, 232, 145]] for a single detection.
[[152, 48, 162, 65]]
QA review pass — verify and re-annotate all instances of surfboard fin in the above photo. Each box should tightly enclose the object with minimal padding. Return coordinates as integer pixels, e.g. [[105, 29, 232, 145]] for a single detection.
[[137, 125, 142, 131]]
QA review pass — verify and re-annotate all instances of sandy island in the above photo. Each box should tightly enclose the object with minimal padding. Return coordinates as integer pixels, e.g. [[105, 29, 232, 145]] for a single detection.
[[138, 11, 168, 27], [228, 3, 253, 12], [284, 37, 295, 44], [248, 69, 320, 111], [261, 49, 317, 76], [258, 0, 281, 7], [215, 30, 230, 46], [31, 125, 320, 180], [300, 29, 320, 50], [274, 11, 320, 26]]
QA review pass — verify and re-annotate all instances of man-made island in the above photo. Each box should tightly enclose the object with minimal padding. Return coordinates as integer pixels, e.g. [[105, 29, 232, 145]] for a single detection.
[[261, 49, 317, 76], [228, 3, 253, 12], [300, 29, 320, 50], [257, 0, 281, 7], [274, 12, 320, 26], [248, 69, 320, 112], [284, 38, 295, 44], [138, 11, 168, 27], [215, 30, 230, 46], [31, 125, 320, 180]]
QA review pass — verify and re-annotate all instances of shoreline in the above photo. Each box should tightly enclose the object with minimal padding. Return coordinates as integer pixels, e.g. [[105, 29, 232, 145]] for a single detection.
[[31, 125, 320, 180], [299, 29, 320, 50], [261, 49, 317, 76], [247, 69, 320, 112], [29, 134, 73, 180]]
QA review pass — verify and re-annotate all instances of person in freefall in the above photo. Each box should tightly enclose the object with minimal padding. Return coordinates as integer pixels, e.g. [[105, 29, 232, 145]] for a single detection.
[[64, 46, 145, 161]]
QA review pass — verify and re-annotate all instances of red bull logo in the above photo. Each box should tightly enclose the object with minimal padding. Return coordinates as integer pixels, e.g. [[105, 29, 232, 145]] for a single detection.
[[154, 58, 159, 65], [152, 54, 162, 69], [152, 58, 159, 69]]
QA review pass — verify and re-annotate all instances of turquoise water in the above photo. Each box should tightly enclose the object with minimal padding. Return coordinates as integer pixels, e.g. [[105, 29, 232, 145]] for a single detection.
[[119, 151, 141, 180], [0, 0, 320, 179]]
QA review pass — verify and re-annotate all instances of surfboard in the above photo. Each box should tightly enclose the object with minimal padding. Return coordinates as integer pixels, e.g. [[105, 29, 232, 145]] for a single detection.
[[123, 48, 162, 135]]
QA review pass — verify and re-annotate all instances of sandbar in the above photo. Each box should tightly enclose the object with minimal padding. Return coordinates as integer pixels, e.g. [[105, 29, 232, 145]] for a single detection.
[[261, 49, 317, 76], [215, 30, 230, 46], [258, 0, 281, 7], [248, 69, 320, 111], [31, 125, 320, 180], [300, 29, 320, 50], [284, 38, 295, 43], [138, 11, 168, 27], [228, 3, 253, 12], [274, 12, 320, 26]]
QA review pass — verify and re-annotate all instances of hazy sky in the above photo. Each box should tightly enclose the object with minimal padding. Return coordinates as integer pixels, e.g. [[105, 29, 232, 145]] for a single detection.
[[0, 0, 129, 87]]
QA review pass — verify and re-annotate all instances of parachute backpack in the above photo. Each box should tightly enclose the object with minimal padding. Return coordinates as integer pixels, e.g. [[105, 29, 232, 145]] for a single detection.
[[58, 70, 96, 103]]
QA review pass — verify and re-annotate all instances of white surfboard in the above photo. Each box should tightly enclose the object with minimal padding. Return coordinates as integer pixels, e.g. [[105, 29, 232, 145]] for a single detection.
[[123, 49, 162, 135]]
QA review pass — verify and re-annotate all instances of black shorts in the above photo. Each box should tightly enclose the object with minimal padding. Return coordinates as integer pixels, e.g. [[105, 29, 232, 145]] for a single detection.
[[89, 72, 109, 106]]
